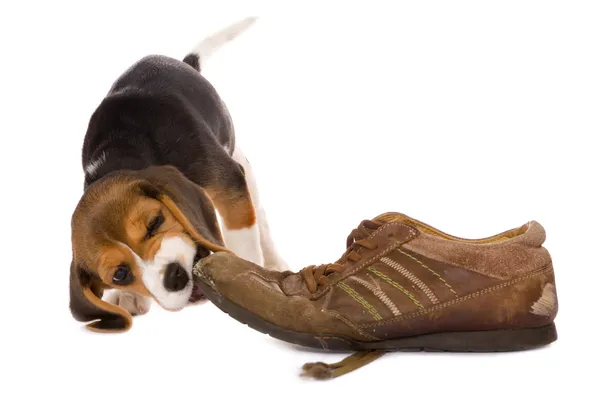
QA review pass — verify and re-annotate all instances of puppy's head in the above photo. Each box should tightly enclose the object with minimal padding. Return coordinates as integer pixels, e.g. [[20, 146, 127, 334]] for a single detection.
[[69, 165, 230, 333]]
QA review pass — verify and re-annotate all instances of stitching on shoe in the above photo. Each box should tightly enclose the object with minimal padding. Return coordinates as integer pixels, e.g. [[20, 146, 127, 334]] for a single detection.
[[349, 275, 402, 316], [309, 223, 418, 300], [327, 310, 379, 341], [241, 267, 276, 282], [379, 256, 439, 304], [396, 249, 459, 298], [339, 223, 418, 280], [231, 271, 285, 295], [246, 270, 281, 284], [337, 282, 384, 320], [367, 266, 424, 309], [361, 264, 553, 328], [239, 271, 308, 301], [321, 286, 334, 312], [248, 274, 285, 295]]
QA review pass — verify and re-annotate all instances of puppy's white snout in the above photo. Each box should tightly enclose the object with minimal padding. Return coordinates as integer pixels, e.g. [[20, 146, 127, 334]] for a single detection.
[[142, 235, 197, 310]]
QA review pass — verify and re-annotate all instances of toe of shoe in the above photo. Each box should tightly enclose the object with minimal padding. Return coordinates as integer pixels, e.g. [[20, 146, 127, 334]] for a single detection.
[[193, 251, 263, 285]]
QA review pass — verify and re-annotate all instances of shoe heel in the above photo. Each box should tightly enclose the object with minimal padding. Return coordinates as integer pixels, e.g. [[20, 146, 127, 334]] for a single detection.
[[449, 323, 559, 352]]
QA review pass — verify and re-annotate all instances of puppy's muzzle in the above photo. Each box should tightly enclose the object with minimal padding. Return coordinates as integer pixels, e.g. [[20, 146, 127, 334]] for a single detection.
[[164, 262, 189, 292]]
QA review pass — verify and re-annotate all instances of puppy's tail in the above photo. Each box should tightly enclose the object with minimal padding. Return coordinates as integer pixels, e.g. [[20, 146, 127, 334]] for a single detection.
[[183, 16, 258, 72]]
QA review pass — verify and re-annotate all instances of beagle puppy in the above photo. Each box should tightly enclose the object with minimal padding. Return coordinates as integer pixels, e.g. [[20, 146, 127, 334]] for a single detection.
[[69, 17, 286, 333]]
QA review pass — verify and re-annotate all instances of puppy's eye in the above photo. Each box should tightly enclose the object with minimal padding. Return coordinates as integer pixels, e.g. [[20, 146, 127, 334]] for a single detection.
[[112, 264, 133, 285], [145, 213, 165, 239]]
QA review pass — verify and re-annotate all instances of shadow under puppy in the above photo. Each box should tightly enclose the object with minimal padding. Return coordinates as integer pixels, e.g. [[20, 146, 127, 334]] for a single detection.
[[69, 17, 286, 333]]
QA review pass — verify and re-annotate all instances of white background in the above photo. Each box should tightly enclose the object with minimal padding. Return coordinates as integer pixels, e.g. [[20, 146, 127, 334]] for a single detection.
[[1, 0, 598, 398]]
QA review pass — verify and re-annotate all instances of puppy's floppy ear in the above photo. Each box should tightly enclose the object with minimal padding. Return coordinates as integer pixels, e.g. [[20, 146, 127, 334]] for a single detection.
[[69, 261, 132, 333], [135, 165, 232, 255]]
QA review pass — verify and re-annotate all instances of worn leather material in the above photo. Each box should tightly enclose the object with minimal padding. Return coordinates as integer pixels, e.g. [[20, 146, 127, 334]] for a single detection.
[[194, 214, 558, 342], [364, 266, 556, 339], [402, 221, 551, 279], [195, 253, 377, 341], [324, 245, 501, 326]]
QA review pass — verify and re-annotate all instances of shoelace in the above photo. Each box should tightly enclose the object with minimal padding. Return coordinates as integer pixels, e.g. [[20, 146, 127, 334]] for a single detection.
[[298, 219, 388, 379], [299, 219, 383, 293], [301, 350, 386, 380]]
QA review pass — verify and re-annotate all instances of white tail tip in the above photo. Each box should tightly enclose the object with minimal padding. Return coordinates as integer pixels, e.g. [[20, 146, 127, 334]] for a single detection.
[[187, 16, 259, 70]]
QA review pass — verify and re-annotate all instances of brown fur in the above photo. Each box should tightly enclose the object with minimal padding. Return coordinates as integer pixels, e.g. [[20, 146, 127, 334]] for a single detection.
[[158, 194, 229, 252], [69, 166, 233, 333], [205, 186, 256, 230], [82, 286, 134, 333], [94, 247, 151, 297]]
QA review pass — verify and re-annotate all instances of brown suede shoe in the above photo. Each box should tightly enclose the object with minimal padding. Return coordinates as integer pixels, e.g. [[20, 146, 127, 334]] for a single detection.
[[193, 212, 558, 379]]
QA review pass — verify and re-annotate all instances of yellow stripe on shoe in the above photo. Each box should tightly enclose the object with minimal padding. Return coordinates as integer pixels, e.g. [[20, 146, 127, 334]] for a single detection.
[[367, 267, 424, 309], [337, 282, 383, 321], [397, 249, 458, 297], [380, 257, 439, 304], [348, 276, 402, 316]]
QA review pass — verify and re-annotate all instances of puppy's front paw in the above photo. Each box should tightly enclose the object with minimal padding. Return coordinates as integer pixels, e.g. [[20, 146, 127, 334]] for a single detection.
[[105, 291, 152, 316]]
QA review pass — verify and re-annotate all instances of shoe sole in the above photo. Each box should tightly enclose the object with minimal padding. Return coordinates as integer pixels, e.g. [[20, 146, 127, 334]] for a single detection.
[[196, 278, 557, 352]]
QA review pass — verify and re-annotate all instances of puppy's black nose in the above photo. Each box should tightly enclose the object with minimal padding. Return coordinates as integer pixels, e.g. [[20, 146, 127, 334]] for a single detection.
[[164, 262, 189, 292]]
